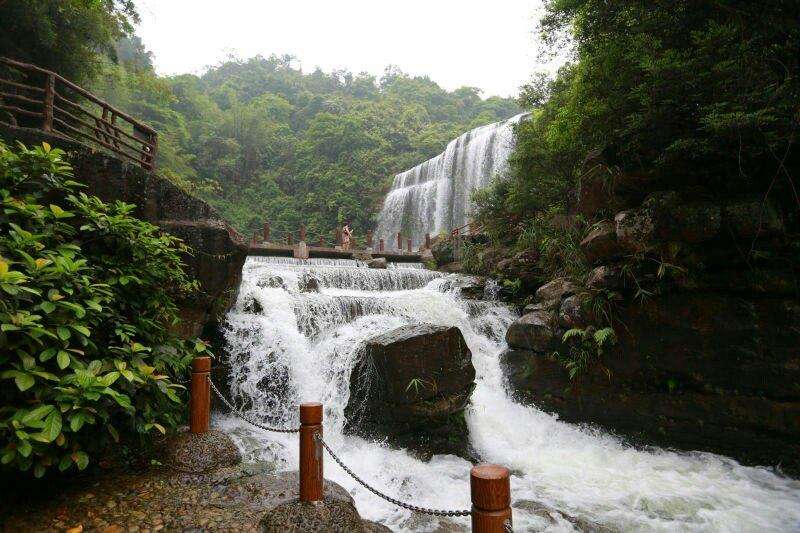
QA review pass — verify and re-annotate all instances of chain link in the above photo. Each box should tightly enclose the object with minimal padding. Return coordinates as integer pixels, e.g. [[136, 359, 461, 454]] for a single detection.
[[315, 433, 472, 518], [208, 378, 299, 433], [205, 378, 512, 527]]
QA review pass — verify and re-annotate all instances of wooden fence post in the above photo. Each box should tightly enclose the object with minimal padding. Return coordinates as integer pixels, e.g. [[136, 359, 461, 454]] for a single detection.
[[425, 233, 431, 249], [190, 356, 211, 434], [366, 230, 373, 248], [251, 233, 257, 245], [470, 464, 511, 533], [263, 222, 271, 242], [42, 73, 54, 132], [379, 239, 385, 252], [335, 227, 342, 247], [287, 233, 294, 245], [397, 233, 402, 250], [299, 402, 323, 502], [300, 224, 307, 242], [407, 238, 412, 253], [318, 236, 325, 247]]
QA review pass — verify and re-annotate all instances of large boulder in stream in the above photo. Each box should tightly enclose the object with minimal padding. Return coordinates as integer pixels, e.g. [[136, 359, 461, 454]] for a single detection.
[[345, 323, 475, 457]]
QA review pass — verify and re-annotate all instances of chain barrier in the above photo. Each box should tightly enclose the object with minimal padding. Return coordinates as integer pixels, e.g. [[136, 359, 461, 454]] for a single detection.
[[315, 433, 472, 518], [206, 378, 516, 529], [208, 378, 299, 434]]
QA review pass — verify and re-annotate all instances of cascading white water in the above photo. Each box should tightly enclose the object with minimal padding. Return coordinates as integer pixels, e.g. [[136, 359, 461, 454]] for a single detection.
[[219, 257, 800, 532], [375, 113, 528, 249]]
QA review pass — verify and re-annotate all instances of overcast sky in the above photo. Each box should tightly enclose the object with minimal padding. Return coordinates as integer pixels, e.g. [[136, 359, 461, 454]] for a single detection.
[[134, 0, 556, 98]]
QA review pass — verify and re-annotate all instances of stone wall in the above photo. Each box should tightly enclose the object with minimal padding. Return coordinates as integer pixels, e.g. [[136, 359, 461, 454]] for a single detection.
[[502, 151, 800, 474], [1, 124, 248, 338]]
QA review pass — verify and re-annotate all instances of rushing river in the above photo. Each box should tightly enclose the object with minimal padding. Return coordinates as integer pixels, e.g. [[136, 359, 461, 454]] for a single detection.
[[218, 256, 800, 532]]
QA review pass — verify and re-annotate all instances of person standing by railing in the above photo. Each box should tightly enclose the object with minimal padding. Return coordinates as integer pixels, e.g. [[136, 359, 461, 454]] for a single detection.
[[342, 220, 354, 250]]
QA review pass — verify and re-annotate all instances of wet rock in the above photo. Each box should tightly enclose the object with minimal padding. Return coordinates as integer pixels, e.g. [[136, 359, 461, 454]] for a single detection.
[[431, 238, 455, 265], [586, 265, 624, 290], [345, 323, 475, 456], [615, 208, 654, 253], [242, 295, 264, 314], [257, 275, 285, 289], [260, 478, 368, 532], [522, 299, 560, 315], [162, 429, 241, 474], [453, 276, 487, 300], [298, 273, 321, 293], [353, 251, 373, 262], [558, 293, 596, 329], [505, 310, 555, 352], [439, 261, 463, 273], [535, 278, 580, 302], [580, 221, 622, 263], [500, 349, 566, 395], [722, 199, 783, 239], [366, 257, 388, 269]]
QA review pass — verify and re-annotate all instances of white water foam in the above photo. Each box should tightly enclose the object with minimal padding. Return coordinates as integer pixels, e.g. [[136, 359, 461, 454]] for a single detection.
[[219, 257, 800, 532], [375, 113, 528, 249]]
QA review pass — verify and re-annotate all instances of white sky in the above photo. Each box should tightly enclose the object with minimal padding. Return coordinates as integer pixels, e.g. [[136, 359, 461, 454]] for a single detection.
[[134, 0, 555, 98]]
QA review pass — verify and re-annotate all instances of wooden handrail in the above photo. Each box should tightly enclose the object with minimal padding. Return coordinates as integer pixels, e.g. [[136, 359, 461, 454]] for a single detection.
[[0, 56, 158, 171]]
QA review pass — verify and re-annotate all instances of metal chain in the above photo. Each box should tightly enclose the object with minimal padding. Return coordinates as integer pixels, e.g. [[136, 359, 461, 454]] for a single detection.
[[207, 378, 512, 529], [315, 433, 472, 518], [208, 378, 300, 433]]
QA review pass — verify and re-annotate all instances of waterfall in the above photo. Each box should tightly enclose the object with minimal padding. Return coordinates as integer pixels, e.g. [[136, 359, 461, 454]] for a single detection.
[[375, 113, 528, 249], [219, 257, 800, 532]]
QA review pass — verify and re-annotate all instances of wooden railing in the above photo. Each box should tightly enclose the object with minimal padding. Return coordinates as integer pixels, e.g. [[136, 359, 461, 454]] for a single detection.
[[0, 57, 157, 171]]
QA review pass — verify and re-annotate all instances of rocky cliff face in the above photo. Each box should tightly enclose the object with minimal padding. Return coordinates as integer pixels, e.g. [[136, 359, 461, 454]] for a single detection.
[[501, 151, 800, 474], [1, 125, 248, 338]]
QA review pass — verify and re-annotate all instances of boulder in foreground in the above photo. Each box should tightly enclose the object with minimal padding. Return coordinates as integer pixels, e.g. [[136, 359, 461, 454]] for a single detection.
[[345, 323, 475, 457]]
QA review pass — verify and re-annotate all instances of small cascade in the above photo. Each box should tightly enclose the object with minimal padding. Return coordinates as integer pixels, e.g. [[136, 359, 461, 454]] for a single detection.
[[375, 113, 528, 248], [219, 256, 800, 532]]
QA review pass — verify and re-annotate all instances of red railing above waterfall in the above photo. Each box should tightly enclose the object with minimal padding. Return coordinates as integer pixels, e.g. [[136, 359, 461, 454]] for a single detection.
[[0, 57, 158, 171]]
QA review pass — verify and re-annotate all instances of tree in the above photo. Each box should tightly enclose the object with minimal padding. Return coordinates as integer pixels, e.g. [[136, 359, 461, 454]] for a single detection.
[[0, 0, 138, 82]]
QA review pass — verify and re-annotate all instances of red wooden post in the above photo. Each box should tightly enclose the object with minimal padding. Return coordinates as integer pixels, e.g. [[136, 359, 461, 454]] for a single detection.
[[366, 230, 373, 248], [190, 356, 211, 434], [470, 464, 512, 533], [379, 239, 385, 252], [263, 222, 271, 242], [425, 233, 431, 249], [251, 233, 257, 245], [42, 73, 54, 132], [407, 238, 412, 253], [287, 233, 294, 245], [397, 233, 403, 250], [335, 227, 342, 247], [299, 224, 307, 242], [299, 402, 323, 502]]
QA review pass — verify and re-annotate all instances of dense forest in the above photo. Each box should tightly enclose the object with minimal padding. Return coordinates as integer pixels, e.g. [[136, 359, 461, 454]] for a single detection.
[[470, 0, 799, 285], [1, 2, 519, 242], [90, 46, 520, 241]]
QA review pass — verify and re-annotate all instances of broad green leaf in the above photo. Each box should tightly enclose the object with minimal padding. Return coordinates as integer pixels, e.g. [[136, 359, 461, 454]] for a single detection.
[[1, 450, 15, 464], [56, 326, 71, 340], [40, 347, 57, 362], [70, 325, 91, 337], [15, 373, 34, 391], [34, 464, 45, 478], [41, 411, 62, 442], [72, 451, 89, 471], [58, 454, 72, 471], [56, 350, 70, 369], [17, 439, 32, 458], [40, 301, 56, 314], [22, 405, 55, 427]]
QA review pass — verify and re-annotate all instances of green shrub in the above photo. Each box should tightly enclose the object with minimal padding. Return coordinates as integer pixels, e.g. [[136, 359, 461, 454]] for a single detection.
[[0, 142, 207, 477]]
